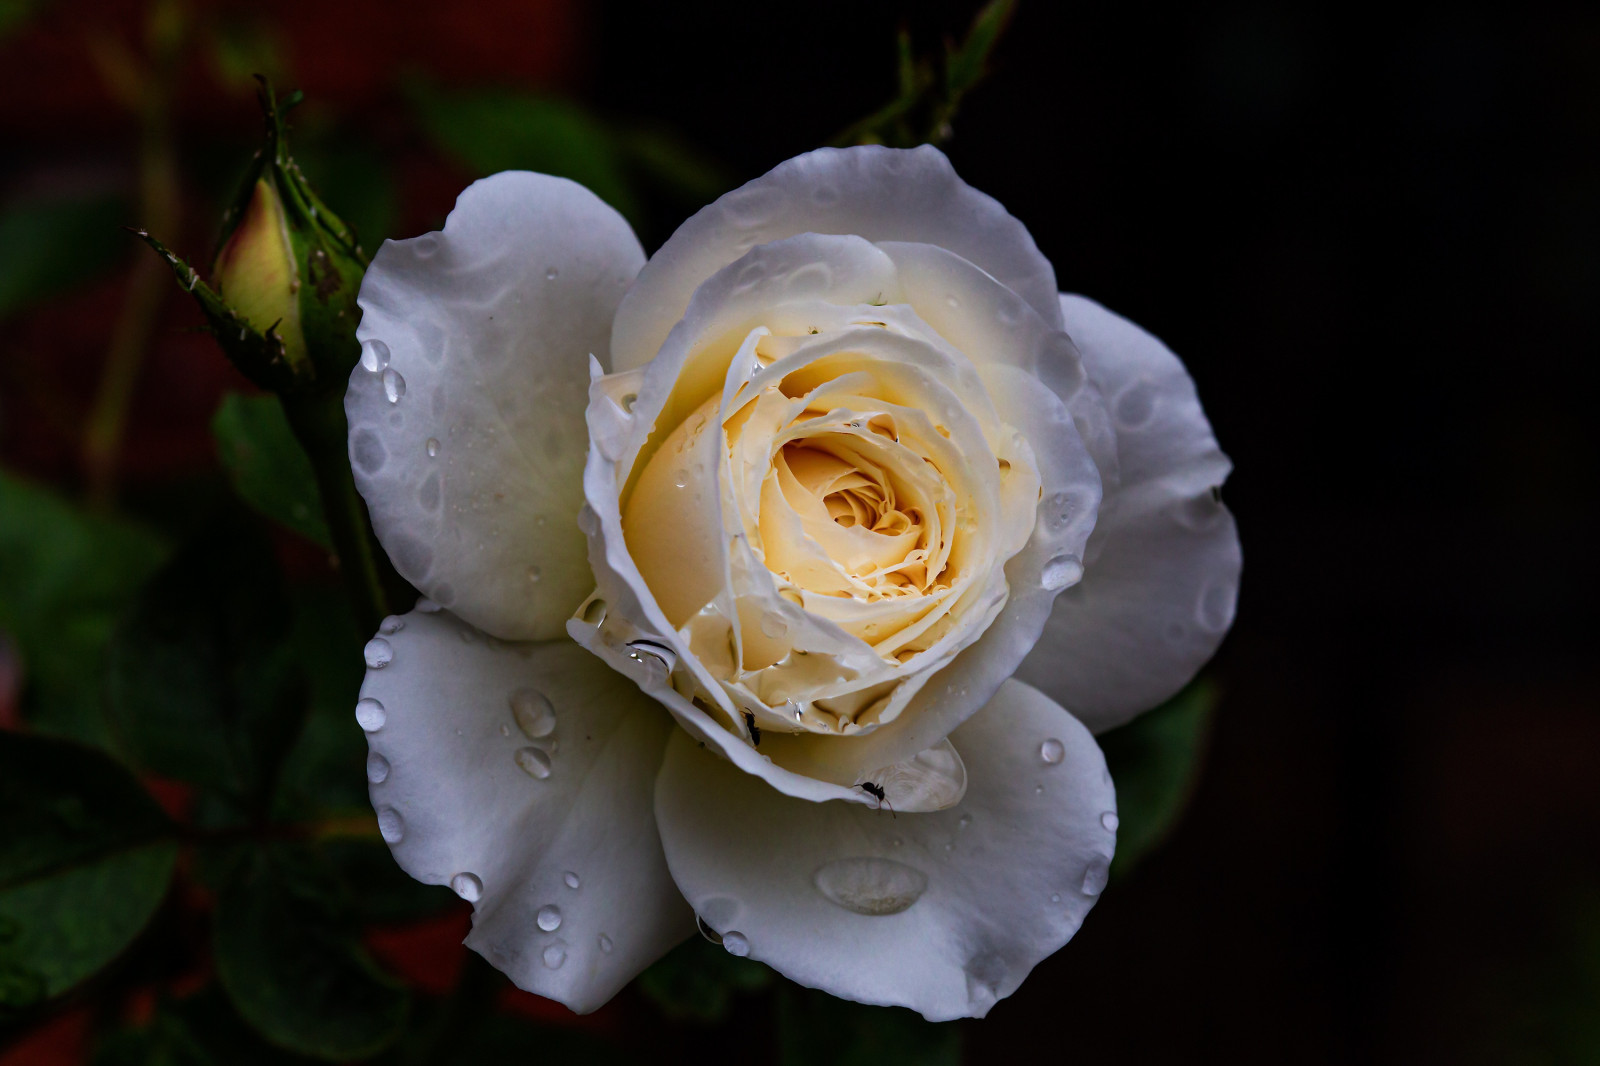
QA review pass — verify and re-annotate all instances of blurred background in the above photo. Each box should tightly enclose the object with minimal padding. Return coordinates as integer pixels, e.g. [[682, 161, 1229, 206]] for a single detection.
[[1, 1, 1597, 1063]]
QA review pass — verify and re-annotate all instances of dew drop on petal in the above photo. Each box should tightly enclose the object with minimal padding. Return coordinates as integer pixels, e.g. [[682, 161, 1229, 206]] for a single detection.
[[598, 933, 614, 954], [541, 941, 567, 969], [1050, 892, 1062, 903], [363, 638, 393, 669], [509, 688, 556, 738], [360, 339, 390, 372], [1101, 811, 1120, 832], [721, 931, 750, 957], [536, 904, 562, 932], [1040, 738, 1066, 765], [426, 437, 440, 457], [382, 367, 406, 403], [514, 746, 552, 780], [1040, 554, 1084, 591], [813, 857, 929, 916], [563, 871, 580, 890], [377, 807, 404, 843], [365, 752, 389, 783], [545, 266, 559, 280], [526, 565, 542, 584], [1081, 858, 1110, 896], [450, 873, 482, 902], [355, 698, 386, 731], [379, 616, 405, 635]]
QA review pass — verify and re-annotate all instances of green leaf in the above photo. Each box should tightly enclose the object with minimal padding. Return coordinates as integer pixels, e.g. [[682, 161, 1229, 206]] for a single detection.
[[409, 85, 639, 224], [212, 393, 330, 547], [0, 470, 168, 745], [0, 193, 129, 320], [776, 984, 961, 1066], [213, 844, 408, 1061], [0, 732, 177, 1016], [105, 517, 309, 810], [944, 0, 1015, 98], [320, 839, 453, 925], [1099, 677, 1220, 879], [637, 933, 773, 1023], [92, 985, 321, 1066]]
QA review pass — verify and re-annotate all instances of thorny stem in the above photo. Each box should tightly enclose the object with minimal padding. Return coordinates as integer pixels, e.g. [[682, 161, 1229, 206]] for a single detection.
[[281, 386, 408, 636], [82, 0, 185, 507]]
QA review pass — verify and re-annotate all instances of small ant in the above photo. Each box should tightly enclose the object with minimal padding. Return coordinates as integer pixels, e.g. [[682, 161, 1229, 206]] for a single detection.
[[743, 711, 761, 746], [858, 781, 895, 817]]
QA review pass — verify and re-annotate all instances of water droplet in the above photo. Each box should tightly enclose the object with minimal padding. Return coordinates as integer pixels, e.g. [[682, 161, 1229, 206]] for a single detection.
[[377, 807, 404, 843], [541, 941, 567, 969], [515, 746, 552, 779], [598, 933, 614, 954], [1040, 738, 1066, 765], [1040, 554, 1084, 591], [957, 813, 972, 829], [625, 641, 676, 686], [382, 367, 406, 403], [1050, 892, 1062, 903], [526, 565, 542, 584], [813, 857, 929, 916], [1114, 381, 1156, 427], [722, 931, 750, 957], [672, 469, 688, 489], [509, 688, 555, 738], [1035, 784, 1045, 795], [379, 616, 405, 635], [1101, 811, 1120, 832], [545, 266, 559, 280], [759, 610, 788, 639], [1081, 858, 1109, 896], [451, 872, 482, 902], [563, 871, 581, 890], [360, 339, 390, 372], [426, 437, 439, 457], [365, 752, 389, 783], [498, 723, 510, 738], [363, 637, 393, 669], [355, 698, 386, 731], [536, 905, 562, 932]]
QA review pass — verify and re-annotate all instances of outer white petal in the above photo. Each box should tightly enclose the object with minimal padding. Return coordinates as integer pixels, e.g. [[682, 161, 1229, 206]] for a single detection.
[[358, 607, 690, 1012], [1016, 295, 1241, 732], [610, 145, 1061, 373], [347, 171, 645, 641], [654, 679, 1116, 1021]]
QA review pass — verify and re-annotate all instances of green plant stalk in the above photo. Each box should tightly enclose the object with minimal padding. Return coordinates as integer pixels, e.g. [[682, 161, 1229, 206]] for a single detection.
[[280, 385, 405, 635]]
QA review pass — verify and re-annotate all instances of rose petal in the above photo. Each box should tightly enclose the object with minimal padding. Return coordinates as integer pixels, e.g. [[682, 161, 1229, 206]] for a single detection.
[[1016, 295, 1241, 732], [347, 171, 645, 640], [358, 608, 690, 1012], [610, 145, 1061, 373], [653, 679, 1116, 1021], [758, 358, 1101, 781]]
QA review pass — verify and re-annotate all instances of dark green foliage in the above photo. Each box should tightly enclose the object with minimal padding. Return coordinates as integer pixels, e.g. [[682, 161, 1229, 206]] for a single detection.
[[213, 844, 409, 1061], [638, 934, 774, 1023], [777, 985, 961, 1066], [105, 517, 309, 813], [0, 472, 168, 745], [1100, 678, 1220, 879], [0, 193, 129, 320], [0, 733, 177, 1015], [212, 393, 330, 547]]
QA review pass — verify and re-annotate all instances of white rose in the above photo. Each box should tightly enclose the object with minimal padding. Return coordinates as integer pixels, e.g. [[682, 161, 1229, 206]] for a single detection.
[[345, 146, 1240, 1020]]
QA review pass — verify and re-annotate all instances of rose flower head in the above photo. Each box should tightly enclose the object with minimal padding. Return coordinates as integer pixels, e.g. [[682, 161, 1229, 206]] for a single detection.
[[345, 146, 1240, 1019]]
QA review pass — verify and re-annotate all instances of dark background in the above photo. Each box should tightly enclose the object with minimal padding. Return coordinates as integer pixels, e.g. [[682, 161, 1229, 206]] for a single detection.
[[3, 1, 1597, 1062]]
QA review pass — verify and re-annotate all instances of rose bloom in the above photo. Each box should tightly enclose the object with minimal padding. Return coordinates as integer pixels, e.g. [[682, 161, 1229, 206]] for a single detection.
[[345, 146, 1239, 1019]]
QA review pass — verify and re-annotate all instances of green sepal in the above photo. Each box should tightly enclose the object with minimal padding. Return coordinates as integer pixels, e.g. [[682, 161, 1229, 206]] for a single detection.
[[130, 228, 308, 392]]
